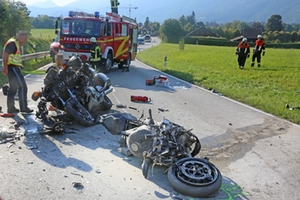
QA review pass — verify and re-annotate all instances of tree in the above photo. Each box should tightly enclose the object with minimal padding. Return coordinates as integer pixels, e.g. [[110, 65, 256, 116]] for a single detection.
[[196, 21, 205, 27], [179, 15, 187, 28], [160, 19, 183, 42], [183, 23, 196, 35], [31, 15, 55, 29], [144, 17, 150, 27], [252, 22, 264, 31], [0, 1, 31, 47], [265, 14, 284, 32], [186, 11, 196, 25]]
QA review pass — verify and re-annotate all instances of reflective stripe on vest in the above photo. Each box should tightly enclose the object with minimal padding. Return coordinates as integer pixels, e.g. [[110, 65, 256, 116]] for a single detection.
[[90, 46, 101, 62], [3, 38, 22, 66]]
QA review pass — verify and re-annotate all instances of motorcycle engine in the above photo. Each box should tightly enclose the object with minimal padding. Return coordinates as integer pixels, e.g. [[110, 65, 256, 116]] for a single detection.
[[84, 86, 104, 111]]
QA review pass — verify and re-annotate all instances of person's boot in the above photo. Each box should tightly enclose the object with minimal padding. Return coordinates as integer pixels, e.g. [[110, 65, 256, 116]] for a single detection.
[[8, 106, 19, 113], [251, 63, 254, 67], [21, 107, 34, 113], [258, 63, 261, 67]]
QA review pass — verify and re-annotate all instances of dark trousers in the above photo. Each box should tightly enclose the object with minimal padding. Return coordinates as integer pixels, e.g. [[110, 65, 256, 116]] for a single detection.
[[7, 66, 28, 110], [238, 55, 247, 67], [90, 61, 101, 70], [252, 52, 261, 64]]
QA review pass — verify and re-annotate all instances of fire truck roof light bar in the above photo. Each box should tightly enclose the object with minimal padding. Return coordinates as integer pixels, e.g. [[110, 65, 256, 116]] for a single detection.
[[68, 11, 100, 18]]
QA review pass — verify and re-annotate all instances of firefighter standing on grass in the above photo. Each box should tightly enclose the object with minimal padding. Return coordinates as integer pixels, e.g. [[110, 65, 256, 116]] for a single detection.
[[251, 34, 266, 67], [236, 37, 250, 69], [89, 37, 102, 70]]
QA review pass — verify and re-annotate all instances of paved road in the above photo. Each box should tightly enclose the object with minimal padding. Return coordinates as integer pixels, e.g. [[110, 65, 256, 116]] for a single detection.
[[1, 38, 300, 200]]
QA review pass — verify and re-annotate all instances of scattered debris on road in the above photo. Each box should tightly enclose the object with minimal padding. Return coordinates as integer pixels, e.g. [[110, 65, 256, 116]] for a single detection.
[[116, 104, 127, 108], [72, 182, 84, 190], [128, 106, 138, 111], [158, 108, 169, 112], [27, 146, 38, 150], [131, 95, 152, 103]]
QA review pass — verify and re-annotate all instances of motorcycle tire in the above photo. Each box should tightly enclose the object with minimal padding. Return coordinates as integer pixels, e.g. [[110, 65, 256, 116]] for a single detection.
[[167, 157, 222, 198], [65, 103, 95, 127], [99, 96, 113, 111]]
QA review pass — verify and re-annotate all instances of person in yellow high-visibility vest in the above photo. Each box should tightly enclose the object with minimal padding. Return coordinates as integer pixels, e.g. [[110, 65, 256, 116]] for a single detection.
[[2, 31, 33, 113], [110, 0, 119, 14], [89, 37, 102, 70]]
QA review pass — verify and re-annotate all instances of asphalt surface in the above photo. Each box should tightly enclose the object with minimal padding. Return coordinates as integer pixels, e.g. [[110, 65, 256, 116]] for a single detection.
[[1, 38, 300, 200]]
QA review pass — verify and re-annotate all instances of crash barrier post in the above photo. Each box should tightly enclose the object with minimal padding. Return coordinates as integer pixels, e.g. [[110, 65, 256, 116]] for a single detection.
[[0, 51, 49, 69]]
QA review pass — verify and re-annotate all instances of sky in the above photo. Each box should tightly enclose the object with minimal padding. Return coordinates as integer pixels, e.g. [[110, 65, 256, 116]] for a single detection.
[[21, 0, 76, 7]]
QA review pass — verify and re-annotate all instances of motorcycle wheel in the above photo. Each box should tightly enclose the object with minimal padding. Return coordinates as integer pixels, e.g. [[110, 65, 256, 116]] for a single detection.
[[99, 96, 113, 111], [167, 157, 222, 198], [65, 103, 95, 127]]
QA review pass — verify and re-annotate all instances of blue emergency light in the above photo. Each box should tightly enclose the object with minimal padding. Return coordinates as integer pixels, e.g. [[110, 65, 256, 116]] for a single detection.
[[95, 12, 100, 18], [69, 11, 74, 17]]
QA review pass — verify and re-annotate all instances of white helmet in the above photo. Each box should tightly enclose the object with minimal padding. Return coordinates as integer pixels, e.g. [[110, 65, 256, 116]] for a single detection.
[[257, 34, 263, 38], [90, 37, 96, 43], [242, 37, 247, 42]]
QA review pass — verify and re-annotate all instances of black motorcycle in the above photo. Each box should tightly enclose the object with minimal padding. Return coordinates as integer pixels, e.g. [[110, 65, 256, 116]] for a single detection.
[[123, 109, 222, 198], [32, 55, 113, 130]]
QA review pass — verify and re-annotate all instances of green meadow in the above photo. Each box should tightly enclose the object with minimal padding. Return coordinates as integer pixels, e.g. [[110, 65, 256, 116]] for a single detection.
[[30, 29, 57, 40], [137, 43, 300, 124]]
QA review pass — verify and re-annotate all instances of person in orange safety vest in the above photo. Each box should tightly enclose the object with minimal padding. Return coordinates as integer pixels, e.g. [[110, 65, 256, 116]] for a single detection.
[[251, 34, 266, 67], [236, 37, 250, 69]]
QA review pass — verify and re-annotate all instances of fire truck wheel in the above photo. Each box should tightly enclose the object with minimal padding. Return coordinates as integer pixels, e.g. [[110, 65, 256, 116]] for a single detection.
[[102, 53, 113, 73]]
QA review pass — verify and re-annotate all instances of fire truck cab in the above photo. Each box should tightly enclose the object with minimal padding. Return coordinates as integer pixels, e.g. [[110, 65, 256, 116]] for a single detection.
[[55, 11, 138, 73]]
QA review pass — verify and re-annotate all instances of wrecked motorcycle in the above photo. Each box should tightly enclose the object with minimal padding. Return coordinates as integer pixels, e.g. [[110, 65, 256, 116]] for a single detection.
[[32, 58, 113, 129], [123, 109, 222, 198]]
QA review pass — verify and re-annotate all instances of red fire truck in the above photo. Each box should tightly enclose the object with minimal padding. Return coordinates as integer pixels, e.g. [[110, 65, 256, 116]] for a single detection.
[[55, 10, 138, 73]]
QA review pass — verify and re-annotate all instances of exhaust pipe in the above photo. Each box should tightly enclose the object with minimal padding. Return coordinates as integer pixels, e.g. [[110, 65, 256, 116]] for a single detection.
[[104, 86, 113, 95]]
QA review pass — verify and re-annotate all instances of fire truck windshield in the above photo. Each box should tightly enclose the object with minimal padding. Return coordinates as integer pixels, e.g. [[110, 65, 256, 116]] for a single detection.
[[61, 19, 100, 36]]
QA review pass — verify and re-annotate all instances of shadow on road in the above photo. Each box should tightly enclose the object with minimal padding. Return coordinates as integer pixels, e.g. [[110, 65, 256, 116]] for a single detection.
[[20, 113, 122, 173]]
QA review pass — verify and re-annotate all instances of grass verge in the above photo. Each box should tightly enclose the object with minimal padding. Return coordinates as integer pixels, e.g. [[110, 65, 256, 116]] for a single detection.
[[137, 43, 300, 124], [0, 57, 52, 86]]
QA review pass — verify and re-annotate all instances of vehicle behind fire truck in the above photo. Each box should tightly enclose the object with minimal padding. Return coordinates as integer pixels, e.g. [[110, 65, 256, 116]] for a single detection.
[[55, 11, 138, 73]]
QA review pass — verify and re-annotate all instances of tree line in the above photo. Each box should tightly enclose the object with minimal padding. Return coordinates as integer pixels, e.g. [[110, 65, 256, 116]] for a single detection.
[[0, 0, 31, 46], [159, 12, 300, 43]]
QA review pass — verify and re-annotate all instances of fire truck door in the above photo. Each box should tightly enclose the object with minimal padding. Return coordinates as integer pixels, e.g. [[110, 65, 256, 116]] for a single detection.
[[101, 22, 112, 58], [114, 22, 129, 59]]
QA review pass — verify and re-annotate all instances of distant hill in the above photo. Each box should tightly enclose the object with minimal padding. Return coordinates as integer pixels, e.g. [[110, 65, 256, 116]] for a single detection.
[[27, 0, 300, 24]]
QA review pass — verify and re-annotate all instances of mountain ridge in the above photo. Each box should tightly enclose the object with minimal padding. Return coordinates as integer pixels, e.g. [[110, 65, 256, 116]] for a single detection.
[[27, 0, 300, 24]]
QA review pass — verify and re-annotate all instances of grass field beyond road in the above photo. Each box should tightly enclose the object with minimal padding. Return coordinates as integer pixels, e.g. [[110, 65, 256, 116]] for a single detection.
[[137, 43, 300, 124], [30, 29, 56, 40]]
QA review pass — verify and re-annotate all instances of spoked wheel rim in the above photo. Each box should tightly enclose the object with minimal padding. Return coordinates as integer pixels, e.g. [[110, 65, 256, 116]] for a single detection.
[[175, 158, 220, 186]]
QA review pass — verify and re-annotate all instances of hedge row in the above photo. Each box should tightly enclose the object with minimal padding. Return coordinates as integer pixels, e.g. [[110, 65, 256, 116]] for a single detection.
[[167, 36, 300, 49]]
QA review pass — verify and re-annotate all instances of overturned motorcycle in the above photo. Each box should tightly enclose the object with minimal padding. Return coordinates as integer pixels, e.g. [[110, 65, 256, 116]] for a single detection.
[[122, 109, 222, 198], [31, 54, 113, 132]]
